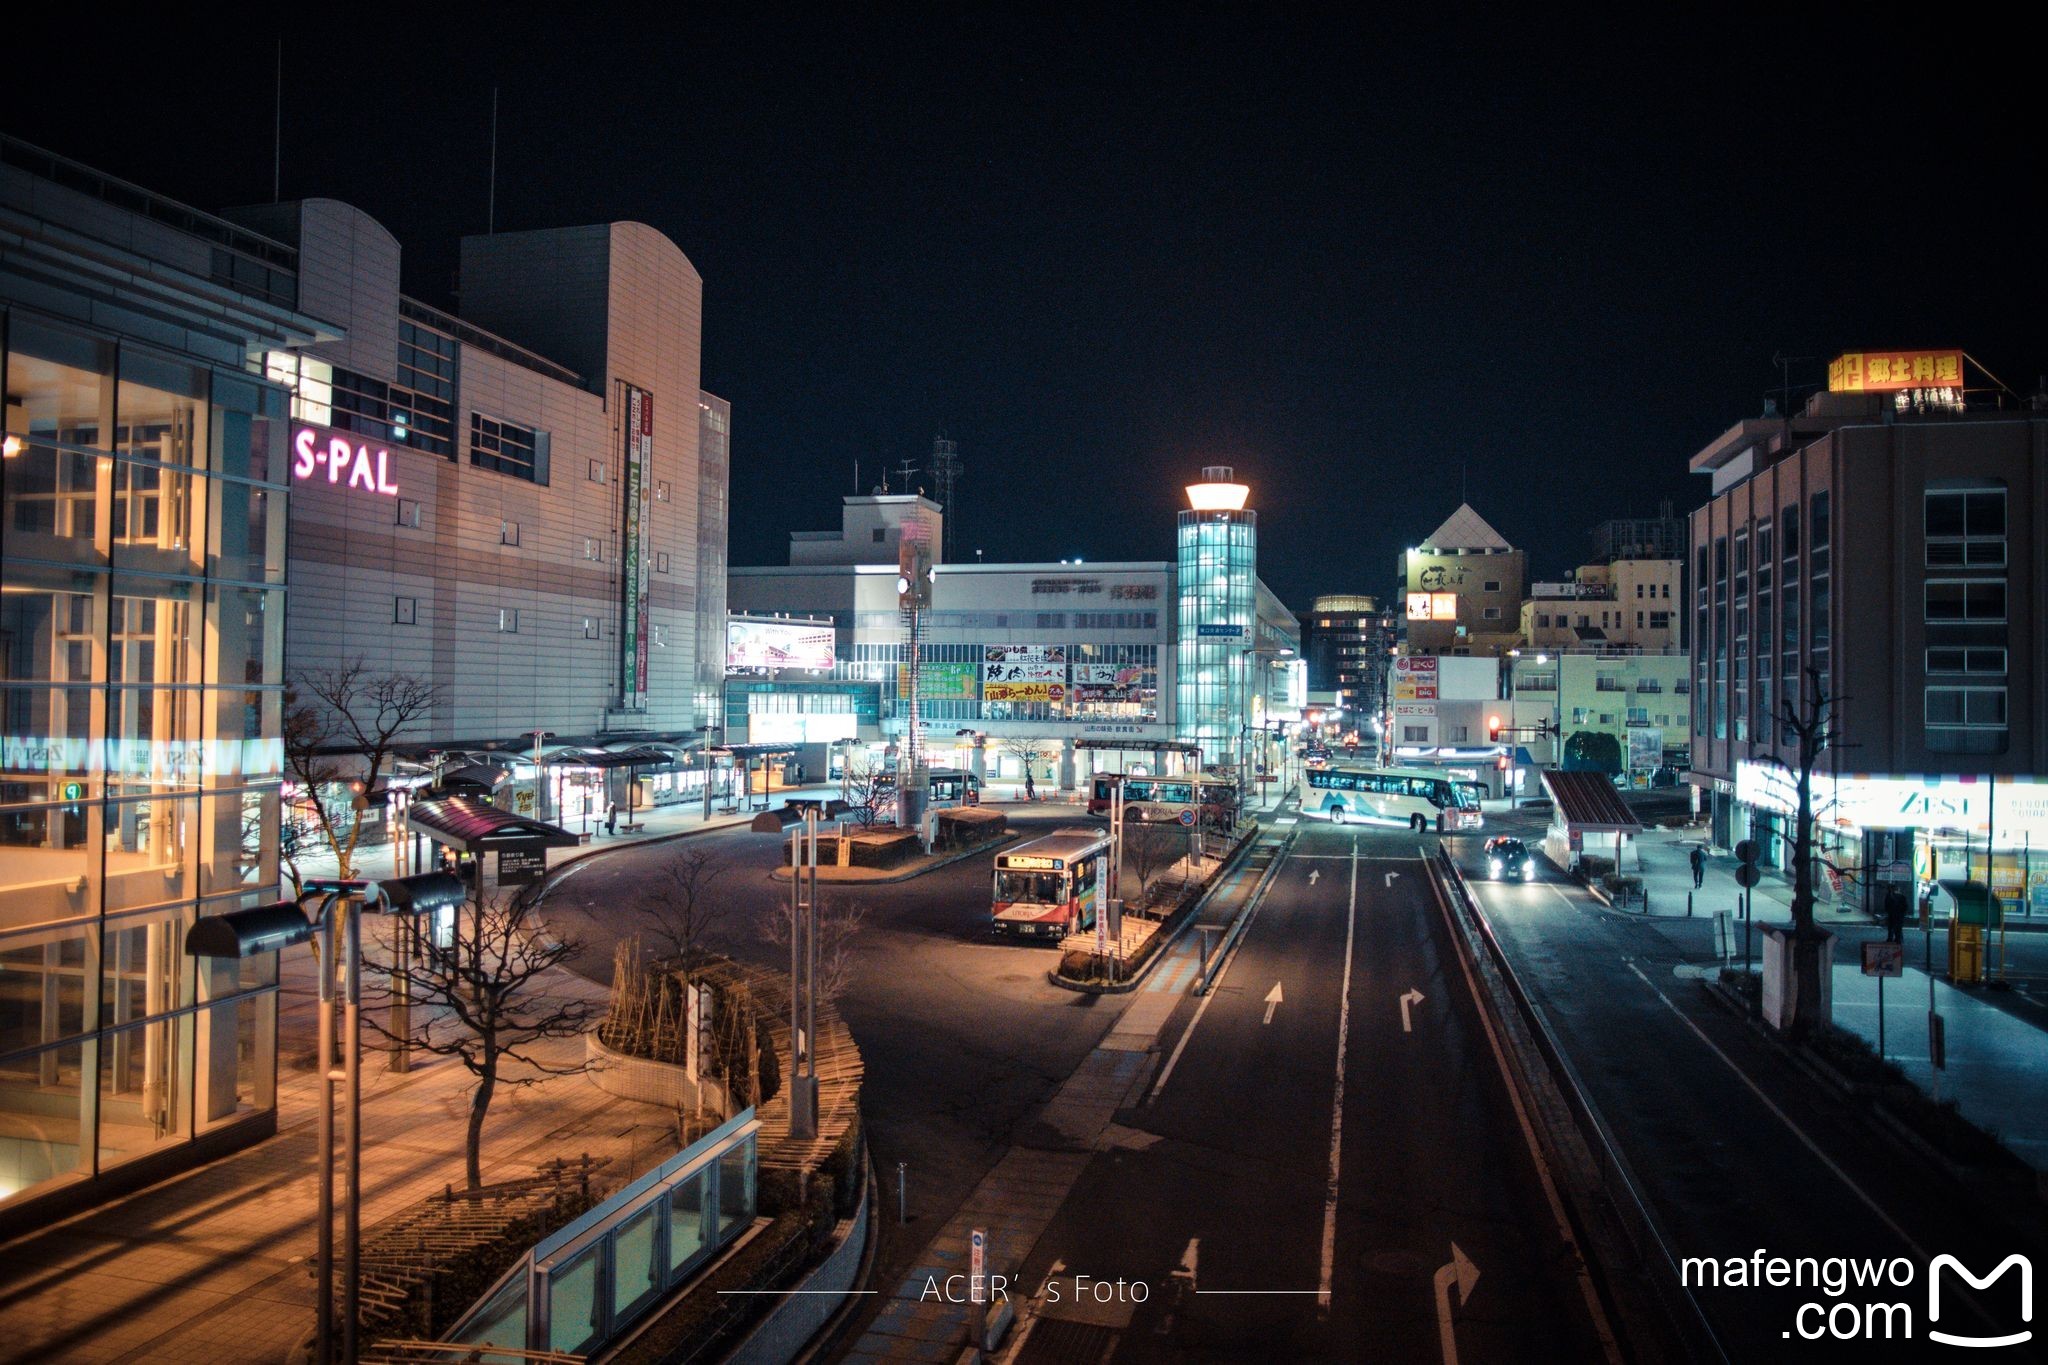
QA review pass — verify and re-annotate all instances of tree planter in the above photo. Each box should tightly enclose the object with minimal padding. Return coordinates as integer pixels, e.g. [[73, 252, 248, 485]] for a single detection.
[[1759, 924, 1833, 1034]]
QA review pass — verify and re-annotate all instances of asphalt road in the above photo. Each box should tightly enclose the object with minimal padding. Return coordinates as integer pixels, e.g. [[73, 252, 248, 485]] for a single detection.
[[1444, 823, 2047, 1361], [534, 806, 1135, 1286], [1009, 819, 1606, 1362]]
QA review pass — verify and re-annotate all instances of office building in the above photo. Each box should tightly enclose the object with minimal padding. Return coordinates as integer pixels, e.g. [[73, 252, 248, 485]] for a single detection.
[[1686, 351, 2048, 917], [1303, 594, 1393, 732], [1399, 504, 1526, 656]]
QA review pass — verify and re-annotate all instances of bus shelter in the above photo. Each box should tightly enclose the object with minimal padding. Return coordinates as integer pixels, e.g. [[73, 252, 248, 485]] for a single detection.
[[1540, 770, 1643, 872], [401, 796, 581, 895]]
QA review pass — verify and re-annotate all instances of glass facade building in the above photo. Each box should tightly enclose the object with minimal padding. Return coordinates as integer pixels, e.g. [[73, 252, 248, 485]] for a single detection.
[[1176, 468, 1258, 767], [2, 138, 319, 1228]]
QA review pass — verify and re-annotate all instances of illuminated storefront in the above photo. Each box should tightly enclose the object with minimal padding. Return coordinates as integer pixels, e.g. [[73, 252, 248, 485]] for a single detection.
[[2, 141, 327, 1228]]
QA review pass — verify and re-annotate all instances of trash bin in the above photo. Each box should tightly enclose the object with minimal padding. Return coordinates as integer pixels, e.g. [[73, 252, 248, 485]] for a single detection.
[[1950, 921, 1985, 985]]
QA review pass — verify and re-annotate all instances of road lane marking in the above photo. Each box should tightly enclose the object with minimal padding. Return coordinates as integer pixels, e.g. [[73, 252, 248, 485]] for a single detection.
[[1263, 981, 1284, 1024], [1317, 837, 1360, 1313], [1623, 961, 1928, 1260], [1399, 987, 1424, 1032], [1146, 841, 1290, 1101], [1434, 1243, 1479, 1365], [1385, 871, 1400, 887], [1309, 869, 1321, 885], [1429, 852, 1623, 1365]]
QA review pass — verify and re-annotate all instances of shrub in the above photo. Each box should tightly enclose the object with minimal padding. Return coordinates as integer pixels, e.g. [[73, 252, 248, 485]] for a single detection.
[[1578, 854, 1615, 880]]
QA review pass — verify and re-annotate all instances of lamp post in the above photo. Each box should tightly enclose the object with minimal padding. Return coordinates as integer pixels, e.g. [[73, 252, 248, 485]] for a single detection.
[[185, 871, 466, 1365], [752, 799, 850, 1140], [1236, 646, 1293, 806]]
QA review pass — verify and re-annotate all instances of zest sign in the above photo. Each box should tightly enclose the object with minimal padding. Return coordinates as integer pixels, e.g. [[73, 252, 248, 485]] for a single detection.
[[293, 424, 399, 496]]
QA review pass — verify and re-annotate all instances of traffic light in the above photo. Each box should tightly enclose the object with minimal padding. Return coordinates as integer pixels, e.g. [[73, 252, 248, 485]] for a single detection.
[[1495, 754, 1508, 771], [1488, 715, 1503, 742]]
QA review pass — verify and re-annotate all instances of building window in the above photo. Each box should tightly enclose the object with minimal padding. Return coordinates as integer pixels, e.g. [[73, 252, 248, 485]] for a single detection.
[[656, 552, 671, 573], [1925, 686, 2007, 753], [1402, 725, 1429, 742], [584, 538, 602, 562], [395, 498, 423, 529], [1636, 583, 1645, 598], [589, 460, 607, 484], [1925, 580, 2006, 623], [471, 412, 549, 484], [499, 608, 520, 633], [1482, 606, 1500, 620], [582, 618, 599, 640], [1650, 611, 1671, 630], [656, 480, 671, 502], [395, 597, 417, 625], [1926, 647, 2006, 675], [330, 366, 392, 441], [393, 320, 457, 455], [1925, 486, 2006, 568], [1483, 580, 1500, 592], [500, 520, 521, 546]]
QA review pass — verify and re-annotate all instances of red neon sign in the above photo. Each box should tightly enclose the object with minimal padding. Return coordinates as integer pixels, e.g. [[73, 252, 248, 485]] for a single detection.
[[293, 425, 399, 496]]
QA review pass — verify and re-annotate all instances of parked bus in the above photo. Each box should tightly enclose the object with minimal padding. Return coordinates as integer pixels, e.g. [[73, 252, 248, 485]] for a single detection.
[[991, 828, 1112, 939], [1299, 765, 1483, 831], [928, 768, 982, 807], [1086, 772, 1238, 827]]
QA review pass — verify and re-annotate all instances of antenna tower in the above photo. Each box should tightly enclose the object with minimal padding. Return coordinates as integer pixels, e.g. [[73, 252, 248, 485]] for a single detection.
[[930, 434, 961, 562]]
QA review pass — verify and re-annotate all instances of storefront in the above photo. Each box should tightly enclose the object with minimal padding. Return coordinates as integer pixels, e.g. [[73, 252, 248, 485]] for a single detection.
[[1735, 763, 2048, 918]]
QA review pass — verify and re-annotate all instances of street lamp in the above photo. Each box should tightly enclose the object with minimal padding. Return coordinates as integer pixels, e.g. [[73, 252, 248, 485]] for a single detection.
[[1237, 646, 1293, 804], [752, 799, 850, 1140], [185, 871, 466, 1365]]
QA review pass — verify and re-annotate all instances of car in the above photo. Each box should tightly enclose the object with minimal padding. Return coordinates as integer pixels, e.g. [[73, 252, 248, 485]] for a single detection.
[[1484, 836, 1535, 881]]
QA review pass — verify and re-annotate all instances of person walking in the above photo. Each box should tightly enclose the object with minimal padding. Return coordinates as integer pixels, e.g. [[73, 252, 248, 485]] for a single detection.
[[605, 801, 619, 836], [1689, 844, 1706, 889], [1884, 884, 1907, 943], [1023, 766, 1037, 801]]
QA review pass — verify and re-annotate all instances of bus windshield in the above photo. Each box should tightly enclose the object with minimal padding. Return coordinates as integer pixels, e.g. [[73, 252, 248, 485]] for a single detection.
[[1447, 782, 1481, 810], [995, 870, 1064, 903]]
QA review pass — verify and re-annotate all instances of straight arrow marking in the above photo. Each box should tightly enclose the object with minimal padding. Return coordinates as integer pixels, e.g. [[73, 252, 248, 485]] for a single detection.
[[1309, 868, 1321, 885], [1264, 981, 1284, 1024], [1400, 987, 1424, 1033]]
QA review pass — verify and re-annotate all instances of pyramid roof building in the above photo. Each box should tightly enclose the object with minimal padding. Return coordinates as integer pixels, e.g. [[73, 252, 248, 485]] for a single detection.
[[1420, 504, 1512, 552]]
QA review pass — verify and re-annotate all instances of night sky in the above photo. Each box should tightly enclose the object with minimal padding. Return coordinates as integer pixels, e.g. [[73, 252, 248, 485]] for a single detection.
[[10, 10, 2040, 608]]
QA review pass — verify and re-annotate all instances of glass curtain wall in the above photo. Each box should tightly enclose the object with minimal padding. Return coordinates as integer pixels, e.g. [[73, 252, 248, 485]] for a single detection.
[[1, 310, 286, 1210], [1175, 508, 1256, 766]]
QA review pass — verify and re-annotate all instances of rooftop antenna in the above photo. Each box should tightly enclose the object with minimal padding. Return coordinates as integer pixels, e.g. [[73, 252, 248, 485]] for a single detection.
[[894, 456, 920, 495], [931, 433, 962, 562], [487, 87, 500, 234], [272, 40, 282, 202]]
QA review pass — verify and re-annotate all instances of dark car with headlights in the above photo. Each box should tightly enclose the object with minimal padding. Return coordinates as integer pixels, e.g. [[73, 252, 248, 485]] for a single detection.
[[1484, 836, 1535, 881]]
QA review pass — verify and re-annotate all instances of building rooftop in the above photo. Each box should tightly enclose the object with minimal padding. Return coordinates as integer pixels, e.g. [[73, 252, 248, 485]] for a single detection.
[[1420, 504, 1512, 553]]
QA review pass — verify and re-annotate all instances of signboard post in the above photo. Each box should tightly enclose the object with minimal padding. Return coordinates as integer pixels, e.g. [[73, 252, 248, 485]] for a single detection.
[[495, 847, 546, 886], [970, 1227, 987, 1305], [1862, 941, 1904, 1058]]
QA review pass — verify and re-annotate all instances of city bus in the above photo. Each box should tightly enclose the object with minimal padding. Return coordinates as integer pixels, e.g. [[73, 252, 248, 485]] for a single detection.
[[1086, 772, 1239, 828], [1299, 765, 1484, 831], [991, 828, 1112, 939], [928, 768, 982, 807]]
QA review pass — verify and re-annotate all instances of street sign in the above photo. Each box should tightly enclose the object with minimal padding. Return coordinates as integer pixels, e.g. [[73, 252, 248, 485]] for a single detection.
[[1734, 863, 1761, 889], [1177, 808, 1196, 827], [1734, 839, 1760, 866], [1196, 623, 1244, 638], [61, 781, 84, 802], [496, 847, 546, 885], [1861, 942, 1904, 977], [1928, 1012, 1946, 1070], [970, 1227, 987, 1304]]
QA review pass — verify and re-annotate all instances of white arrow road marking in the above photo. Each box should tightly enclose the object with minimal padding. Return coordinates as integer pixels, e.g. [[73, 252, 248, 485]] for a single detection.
[[1171, 1237, 1200, 1286], [1309, 868, 1321, 885], [1434, 1243, 1480, 1365], [1400, 988, 1424, 1033], [1264, 981, 1284, 1024], [1385, 871, 1400, 887]]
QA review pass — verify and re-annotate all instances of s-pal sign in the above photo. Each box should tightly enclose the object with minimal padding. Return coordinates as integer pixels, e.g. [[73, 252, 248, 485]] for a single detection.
[[293, 425, 399, 496]]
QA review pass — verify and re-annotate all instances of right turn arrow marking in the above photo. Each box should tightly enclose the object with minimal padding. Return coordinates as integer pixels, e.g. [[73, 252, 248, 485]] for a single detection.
[[1434, 1242, 1480, 1365], [1400, 988, 1424, 1033]]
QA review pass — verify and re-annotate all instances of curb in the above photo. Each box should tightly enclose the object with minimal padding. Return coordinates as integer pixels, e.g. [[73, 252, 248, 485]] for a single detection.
[[767, 832, 1021, 885], [1044, 826, 1267, 995]]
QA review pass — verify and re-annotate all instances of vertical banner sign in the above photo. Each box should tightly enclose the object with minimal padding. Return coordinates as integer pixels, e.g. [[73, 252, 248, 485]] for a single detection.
[[620, 386, 654, 704]]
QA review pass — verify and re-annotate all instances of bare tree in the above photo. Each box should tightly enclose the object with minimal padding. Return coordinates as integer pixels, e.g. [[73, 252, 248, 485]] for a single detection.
[[636, 847, 732, 964], [366, 895, 592, 1189], [283, 662, 441, 886], [843, 759, 891, 829], [1000, 737, 1054, 797], [1120, 823, 1184, 913], [760, 895, 869, 1008], [1755, 664, 1850, 1037]]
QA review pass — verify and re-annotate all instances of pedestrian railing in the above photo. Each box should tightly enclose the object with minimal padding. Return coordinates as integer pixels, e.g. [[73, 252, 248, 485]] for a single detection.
[[442, 1108, 761, 1361]]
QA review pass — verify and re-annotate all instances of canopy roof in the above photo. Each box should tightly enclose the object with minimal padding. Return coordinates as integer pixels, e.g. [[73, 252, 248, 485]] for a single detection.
[[1541, 771, 1643, 834], [404, 797, 580, 853]]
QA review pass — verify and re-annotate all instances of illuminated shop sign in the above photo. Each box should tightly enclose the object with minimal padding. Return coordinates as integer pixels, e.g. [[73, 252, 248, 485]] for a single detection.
[[1735, 761, 2048, 845], [293, 424, 399, 495], [1826, 349, 1963, 394], [1406, 591, 1460, 621]]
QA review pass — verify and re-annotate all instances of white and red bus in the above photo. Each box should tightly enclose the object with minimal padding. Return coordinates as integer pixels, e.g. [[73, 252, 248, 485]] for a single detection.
[[991, 828, 1111, 939]]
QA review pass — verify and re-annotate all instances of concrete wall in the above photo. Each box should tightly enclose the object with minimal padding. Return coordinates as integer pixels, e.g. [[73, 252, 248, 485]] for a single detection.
[[726, 1182, 871, 1365]]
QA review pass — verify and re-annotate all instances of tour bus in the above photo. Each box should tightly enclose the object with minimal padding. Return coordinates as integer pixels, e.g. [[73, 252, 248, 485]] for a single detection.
[[1086, 772, 1239, 828], [928, 768, 982, 807], [1299, 764, 1484, 831], [991, 828, 1112, 939]]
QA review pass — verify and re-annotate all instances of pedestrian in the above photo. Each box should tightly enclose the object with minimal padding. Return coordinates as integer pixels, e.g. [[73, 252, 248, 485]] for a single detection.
[[1689, 844, 1705, 889], [1023, 767, 1036, 801], [1883, 885, 1907, 943], [606, 802, 618, 836]]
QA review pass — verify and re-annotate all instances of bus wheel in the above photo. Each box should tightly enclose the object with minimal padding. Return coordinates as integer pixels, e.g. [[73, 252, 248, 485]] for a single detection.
[[1410, 813, 1427, 833], [1330, 806, 1345, 826]]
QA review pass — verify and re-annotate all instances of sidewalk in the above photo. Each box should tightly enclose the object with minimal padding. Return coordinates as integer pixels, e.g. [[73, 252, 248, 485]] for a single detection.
[[0, 790, 804, 1364], [1624, 825, 1866, 928]]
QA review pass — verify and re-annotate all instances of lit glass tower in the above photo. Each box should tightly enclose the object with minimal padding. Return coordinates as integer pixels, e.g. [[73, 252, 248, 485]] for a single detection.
[[1176, 466, 1257, 767]]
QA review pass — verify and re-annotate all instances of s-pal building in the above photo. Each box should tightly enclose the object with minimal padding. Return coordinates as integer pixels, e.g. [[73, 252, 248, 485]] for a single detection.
[[1686, 350, 2048, 919], [226, 196, 729, 827], [726, 471, 1301, 786]]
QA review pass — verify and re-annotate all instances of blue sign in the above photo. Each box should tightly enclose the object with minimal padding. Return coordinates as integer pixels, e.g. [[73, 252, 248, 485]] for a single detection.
[[1178, 808, 1197, 827], [1197, 623, 1244, 638]]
